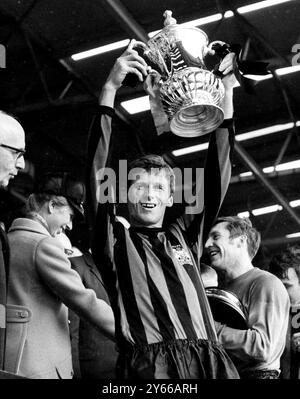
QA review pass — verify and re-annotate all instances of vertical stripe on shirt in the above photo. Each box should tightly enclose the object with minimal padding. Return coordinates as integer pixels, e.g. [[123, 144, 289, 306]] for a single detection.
[[113, 225, 148, 344], [130, 232, 176, 342], [148, 233, 198, 340]]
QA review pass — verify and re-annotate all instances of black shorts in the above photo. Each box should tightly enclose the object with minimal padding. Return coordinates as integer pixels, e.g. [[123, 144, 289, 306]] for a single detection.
[[240, 369, 280, 379], [117, 338, 240, 379]]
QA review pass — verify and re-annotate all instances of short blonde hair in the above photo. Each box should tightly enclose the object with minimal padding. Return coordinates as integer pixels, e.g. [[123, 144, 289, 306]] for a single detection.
[[129, 154, 175, 196]]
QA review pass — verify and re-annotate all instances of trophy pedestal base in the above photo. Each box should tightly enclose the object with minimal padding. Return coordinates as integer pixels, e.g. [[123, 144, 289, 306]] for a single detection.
[[170, 103, 224, 138]]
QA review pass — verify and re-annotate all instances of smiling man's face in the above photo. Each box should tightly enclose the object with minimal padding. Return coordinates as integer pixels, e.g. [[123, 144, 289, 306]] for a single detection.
[[127, 169, 173, 228], [46, 200, 74, 236], [205, 222, 241, 272]]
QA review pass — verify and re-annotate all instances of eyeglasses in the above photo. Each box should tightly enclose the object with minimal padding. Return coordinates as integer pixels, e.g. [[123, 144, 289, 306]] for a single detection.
[[0, 143, 26, 160]]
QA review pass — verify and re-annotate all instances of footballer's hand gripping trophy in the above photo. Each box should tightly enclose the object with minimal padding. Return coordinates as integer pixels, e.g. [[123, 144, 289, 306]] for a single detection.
[[130, 10, 229, 137]]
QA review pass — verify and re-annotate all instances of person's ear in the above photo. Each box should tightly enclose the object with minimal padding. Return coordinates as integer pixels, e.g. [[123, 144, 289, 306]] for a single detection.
[[166, 195, 173, 208], [48, 200, 55, 214], [237, 234, 247, 249]]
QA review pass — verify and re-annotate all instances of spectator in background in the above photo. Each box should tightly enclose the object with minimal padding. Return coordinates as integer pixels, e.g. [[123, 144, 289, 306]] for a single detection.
[[4, 173, 114, 379], [269, 245, 300, 379], [205, 216, 290, 379], [56, 232, 117, 379], [0, 111, 25, 371]]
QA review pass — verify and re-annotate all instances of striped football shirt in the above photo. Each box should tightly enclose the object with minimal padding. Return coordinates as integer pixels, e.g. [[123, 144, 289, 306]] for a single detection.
[[88, 106, 234, 347]]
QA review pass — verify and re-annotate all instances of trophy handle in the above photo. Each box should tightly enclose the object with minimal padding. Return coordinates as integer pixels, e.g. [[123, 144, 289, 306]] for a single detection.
[[208, 41, 232, 59], [207, 40, 232, 78]]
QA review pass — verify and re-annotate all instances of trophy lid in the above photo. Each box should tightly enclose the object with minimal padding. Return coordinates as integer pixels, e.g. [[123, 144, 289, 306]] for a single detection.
[[160, 10, 208, 41], [150, 10, 209, 59], [163, 10, 177, 27]]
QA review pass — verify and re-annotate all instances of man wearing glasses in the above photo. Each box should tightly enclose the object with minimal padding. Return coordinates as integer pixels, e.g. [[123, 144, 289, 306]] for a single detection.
[[0, 110, 25, 374], [0, 111, 26, 188]]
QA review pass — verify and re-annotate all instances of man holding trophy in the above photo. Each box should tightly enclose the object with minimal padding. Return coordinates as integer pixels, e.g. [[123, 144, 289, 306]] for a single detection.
[[88, 11, 239, 379]]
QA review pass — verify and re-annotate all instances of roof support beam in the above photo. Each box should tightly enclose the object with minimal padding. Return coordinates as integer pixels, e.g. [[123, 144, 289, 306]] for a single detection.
[[100, 0, 149, 42], [270, 70, 299, 167], [11, 95, 95, 114], [235, 141, 300, 227], [59, 59, 145, 154], [2, 0, 39, 45], [23, 30, 53, 104], [0, 4, 145, 154], [232, 8, 290, 66]]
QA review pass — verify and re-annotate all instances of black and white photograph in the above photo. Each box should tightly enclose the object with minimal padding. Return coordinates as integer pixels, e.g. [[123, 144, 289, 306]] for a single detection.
[[0, 0, 299, 393]]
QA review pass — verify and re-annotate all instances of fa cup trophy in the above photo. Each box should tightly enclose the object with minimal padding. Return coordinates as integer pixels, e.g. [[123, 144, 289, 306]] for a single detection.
[[128, 10, 228, 137]]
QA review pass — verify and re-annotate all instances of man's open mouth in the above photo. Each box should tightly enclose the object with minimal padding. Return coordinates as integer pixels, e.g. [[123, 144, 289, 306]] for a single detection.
[[141, 203, 156, 209], [208, 249, 219, 258]]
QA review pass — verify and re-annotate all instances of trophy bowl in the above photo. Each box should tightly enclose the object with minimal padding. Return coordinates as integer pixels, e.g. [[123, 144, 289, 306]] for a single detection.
[[160, 68, 225, 137], [205, 287, 248, 330], [141, 10, 226, 137]]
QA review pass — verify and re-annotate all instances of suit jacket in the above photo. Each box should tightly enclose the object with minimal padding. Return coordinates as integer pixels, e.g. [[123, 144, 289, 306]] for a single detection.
[[69, 253, 117, 378], [5, 218, 113, 379], [0, 224, 9, 370]]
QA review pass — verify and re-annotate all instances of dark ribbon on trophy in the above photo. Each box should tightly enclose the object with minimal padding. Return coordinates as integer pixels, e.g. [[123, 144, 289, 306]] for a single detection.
[[211, 41, 270, 95]]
